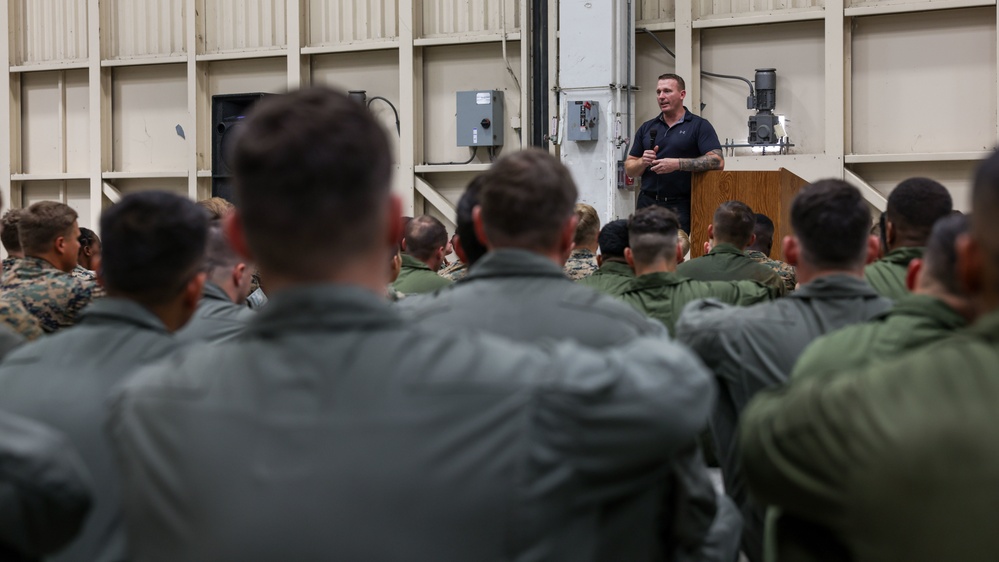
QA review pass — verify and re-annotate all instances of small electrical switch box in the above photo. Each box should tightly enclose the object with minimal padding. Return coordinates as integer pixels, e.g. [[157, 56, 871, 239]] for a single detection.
[[567, 100, 600, 141], [456, 90, 504, 147]]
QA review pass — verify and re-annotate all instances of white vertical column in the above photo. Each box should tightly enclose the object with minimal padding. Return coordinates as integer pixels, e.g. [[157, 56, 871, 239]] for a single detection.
[[87, 0, 105, 228], [186, 0, 199, 199], [825, 0, 845, 176], [398, 0, 417, 214], [1, 0, 12, 211]]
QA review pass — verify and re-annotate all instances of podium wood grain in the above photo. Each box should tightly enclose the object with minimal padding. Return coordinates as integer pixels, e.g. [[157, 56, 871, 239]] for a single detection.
[[690, 169, 808, 260]]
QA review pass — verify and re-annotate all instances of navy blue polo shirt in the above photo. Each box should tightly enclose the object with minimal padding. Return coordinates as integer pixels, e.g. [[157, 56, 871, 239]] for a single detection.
[[628, 108, 722, 199]]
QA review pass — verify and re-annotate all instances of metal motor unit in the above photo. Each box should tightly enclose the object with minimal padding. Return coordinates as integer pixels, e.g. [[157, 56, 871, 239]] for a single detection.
[[748, 68, 780, 145]]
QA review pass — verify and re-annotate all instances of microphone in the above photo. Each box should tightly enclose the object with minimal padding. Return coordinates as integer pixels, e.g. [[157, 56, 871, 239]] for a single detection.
[[649, 130, 657, 152]]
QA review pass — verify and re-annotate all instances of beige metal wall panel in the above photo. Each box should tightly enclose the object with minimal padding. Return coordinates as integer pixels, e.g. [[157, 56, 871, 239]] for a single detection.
[[700, 21, 825, 153], [308, 0, 399, 45], [851, 7, 995, 154], [204, 0, 288, 53], [105, 0, 186, 59], [695, 0, 823, 19], [311, 50, 401, 155], [207, 58, 289, 94], [111, 65, 187, 172], [20, 70, 89, 174], [850, 161, 975, 212], [422, 43, 523, 164], [422, 0, 520, 37], [635, 31, 677, 122], [636, 0, 676, 24], [11, 0, 88, 64]]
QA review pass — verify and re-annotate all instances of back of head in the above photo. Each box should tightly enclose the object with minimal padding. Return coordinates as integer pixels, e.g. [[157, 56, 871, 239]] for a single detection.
[[886, 178, 953, 248], [598, 220, 629, 259], [1, 209, 24, 254], [19, 201, 78, 257], [404, 215, 448, 262], [455, 176, 488, 266], [197, 197, 235, 221], [231, 87, 392, 279], [921, 213, 970, 296], [790, 179, 871, 270], [78, 227, 99, 250], [573, 203, 600, 246], [750, 213, 775, 254], [203, 223, 242, 279], [479, 148, 578, 252], [100, 191, 208, 306], [712, 200, 756, 248], [628, 206, 680, 265]]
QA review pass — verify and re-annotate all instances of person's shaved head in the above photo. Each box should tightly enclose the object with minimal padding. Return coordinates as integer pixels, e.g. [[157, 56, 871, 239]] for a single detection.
[[404, 215, 448, 262], [628, 207, 680, 266], [921, 213, 969, 296], [886, 178, 953, 249]]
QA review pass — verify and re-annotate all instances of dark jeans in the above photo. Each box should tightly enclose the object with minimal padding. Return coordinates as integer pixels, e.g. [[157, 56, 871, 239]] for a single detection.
[[637, 191, 691, 234]]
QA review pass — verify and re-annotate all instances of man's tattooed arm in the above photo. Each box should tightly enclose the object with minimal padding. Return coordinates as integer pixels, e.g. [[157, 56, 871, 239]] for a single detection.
[[678, 149, 724, 172]]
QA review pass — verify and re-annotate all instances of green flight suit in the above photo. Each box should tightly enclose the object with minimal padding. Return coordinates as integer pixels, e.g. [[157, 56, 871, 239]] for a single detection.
[[109, 284, 716, 562], [0, 298, 181, 562], [176, 282, 256, 344], [675, 275, 891, 562], [792, 293, 967, 380], [0, 410, 93, 560], [619, 271, 774, 336], [864, 246, 922, 300], [407, 248, 737, 561], [393, 253, 452, 294], [576, 260, 635, 296], [677, 243, 787, 297], [740, 309, 999, 562]]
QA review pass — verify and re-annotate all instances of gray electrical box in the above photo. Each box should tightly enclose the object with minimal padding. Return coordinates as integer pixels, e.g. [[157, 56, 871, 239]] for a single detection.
[[456, 90, 504, 147], [567, 100, 600, 141]]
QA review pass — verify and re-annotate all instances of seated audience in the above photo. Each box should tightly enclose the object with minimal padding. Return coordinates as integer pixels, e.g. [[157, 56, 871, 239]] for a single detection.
[[677, 200, 786, 296], [393, 214, 453, 294], [563, 203, 599, 280], [0, 410, 93, 562], [438, 233, 466, 281], [176, 222, 256, 344], [0, 191, 207, 562], [676, 180, 892, 562], [576, 219, 635, 296], [436, 177, 488, 283], [746, 213, 796, 293], [865, 177, 952, 299], [740, 151, 999, 562], [2, 202, 102, 333], [72, 228, 101, 282], [617, 207, 774, 336], [108, 87, 714, 562], [793, 212, 973, 379]]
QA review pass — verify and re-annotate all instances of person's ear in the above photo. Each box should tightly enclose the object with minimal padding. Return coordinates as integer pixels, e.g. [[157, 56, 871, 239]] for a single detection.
[[885, 220, 896, 250], [231, 262, 247, 289], [176, 272, 207, 331], [624, 247, 635, 271], [865, 235, 880, 265], [452, 235, 469, 264], [747, 233, 756, 250], [783, 236, 799, 267], [596, 254, 604, 267], [677, 242, 685, 264], [472, 206, 492, 250], [54, 235, 67, 255], [707, 224, 714, 242], [956, 233, 983, 297], [906, 258, 923, 292], [224, 212, 253, 261]]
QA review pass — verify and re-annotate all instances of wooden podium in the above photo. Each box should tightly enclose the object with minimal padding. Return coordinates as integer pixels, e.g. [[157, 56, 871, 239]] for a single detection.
[[690, 169, 808, 260]]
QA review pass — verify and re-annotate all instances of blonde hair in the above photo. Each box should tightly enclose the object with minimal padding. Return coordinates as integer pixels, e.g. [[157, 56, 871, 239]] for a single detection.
[[197, 197, 235, 220], [573, 203, 600, 246]]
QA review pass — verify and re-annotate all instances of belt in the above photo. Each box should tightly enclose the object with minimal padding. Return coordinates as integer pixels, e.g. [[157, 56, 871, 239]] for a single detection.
[[640, 191, 689, 203]]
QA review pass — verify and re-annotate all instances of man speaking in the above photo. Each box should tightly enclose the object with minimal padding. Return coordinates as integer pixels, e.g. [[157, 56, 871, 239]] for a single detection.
[[625, 73, 724, 234]]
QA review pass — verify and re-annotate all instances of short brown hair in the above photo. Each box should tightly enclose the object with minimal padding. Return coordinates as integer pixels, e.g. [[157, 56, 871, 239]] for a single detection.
[[19, 201, 78, 256], [657, 73, 686, 91], [573, 203, 600, 246], [628, 206, 680, 265], [479, 149, 577, 252], [403, 215, 448, 262], [1, 209, 25, 253], [712, 201, 756, 248], [197, 197, 235, 220]]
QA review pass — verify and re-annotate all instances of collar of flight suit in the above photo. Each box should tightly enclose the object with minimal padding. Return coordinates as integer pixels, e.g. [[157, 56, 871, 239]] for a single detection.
[[79, 297, 170, 333], [880, 246, 924, 266], [201, 281, 233, 303], [594, 260, 635, 277], [792, 273, 881, 300], [461, 249, 569, 282], [628, 270, 691, 290], [244, 284, 400, 336], [400, 253, 434, 272], [706, 242, 746, 257], [877, 293, 968, 331]]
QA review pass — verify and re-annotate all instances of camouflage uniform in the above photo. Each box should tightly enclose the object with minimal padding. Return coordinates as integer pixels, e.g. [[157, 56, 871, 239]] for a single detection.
[[0, 296, 43, 342], [563, 248, 598, 280], [2, 256, 103, 333], [71, 265, 97, 282], [746, 250, 797, 294], [2, 256, 19, 285], [438, 260, 468, 282]]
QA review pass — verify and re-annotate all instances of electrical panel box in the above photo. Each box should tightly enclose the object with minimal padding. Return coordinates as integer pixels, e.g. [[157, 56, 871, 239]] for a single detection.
[[456, 90, 504, 147], [567, 100, 600, 141]]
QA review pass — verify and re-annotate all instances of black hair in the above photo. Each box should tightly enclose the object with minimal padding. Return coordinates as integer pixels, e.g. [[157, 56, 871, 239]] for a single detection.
[[455, 176, 488, 266], [790, 180, 871, 270], [598, 219, 629, 258]]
